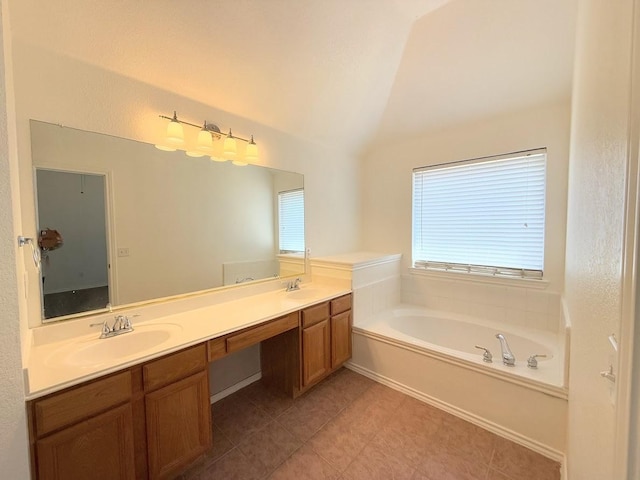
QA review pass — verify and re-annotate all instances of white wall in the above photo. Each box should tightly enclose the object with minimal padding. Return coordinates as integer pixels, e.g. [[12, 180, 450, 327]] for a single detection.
[[11, 41, 360, 328], [0, 0, 30, 477], [564, 1, 636, 478], [361, 101, 571, 293]]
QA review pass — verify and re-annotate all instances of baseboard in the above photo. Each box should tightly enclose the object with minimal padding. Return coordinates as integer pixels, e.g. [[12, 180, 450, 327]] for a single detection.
[[561, 455, 568, 480], [209, 372, 262, 404], [345, 361, 564, 463]]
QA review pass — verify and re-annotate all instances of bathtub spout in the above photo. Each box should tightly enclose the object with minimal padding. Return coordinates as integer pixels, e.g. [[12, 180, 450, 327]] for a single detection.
[[495, 334, 516, 366]]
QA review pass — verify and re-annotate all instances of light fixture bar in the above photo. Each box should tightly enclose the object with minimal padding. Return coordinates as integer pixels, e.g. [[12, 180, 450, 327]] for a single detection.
[[158, 113, 252, 143]]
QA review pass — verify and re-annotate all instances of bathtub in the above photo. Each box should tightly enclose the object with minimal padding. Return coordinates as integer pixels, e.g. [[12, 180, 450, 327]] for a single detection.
[[348, 304, 568, 460]]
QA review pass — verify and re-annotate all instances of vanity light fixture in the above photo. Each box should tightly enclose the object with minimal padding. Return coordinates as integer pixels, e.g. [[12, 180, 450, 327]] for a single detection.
[[185, 121, 217, 157], [155, 112, 258, 164], [245, 135, 259, 162], [223, 129, 237, 159]]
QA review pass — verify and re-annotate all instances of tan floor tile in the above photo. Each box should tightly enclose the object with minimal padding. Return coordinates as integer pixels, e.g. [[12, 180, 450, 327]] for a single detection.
[[342, 442, 415, 480], [490, 438, 560, 480], [185, 371, 551, 480], [276, 403, 333, 442], [442, 419, 498, 465], [369, 419, 433, 469], [308, 412, 370, 472], [212, 390, 256, 422], [215, 401, 272, 445], [486, 467, 513, 480], [238, 420, 302, 473], [243, 381, 295, 418], [417, 446, 489, 480], [209, 425, 234, 463], [320, 368, 375, 406], [269, 444, 340, 480], [198, 448, 266, 480]]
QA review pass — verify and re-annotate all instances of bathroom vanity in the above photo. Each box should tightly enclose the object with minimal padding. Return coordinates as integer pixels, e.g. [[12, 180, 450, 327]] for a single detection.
[[25, 290, 353, 480]]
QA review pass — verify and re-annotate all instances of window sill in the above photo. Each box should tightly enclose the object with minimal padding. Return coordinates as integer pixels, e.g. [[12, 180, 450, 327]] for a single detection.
[[408, 267, 550, 290]]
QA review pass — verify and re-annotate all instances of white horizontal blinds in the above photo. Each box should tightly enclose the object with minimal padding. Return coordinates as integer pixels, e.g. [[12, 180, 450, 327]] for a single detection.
[[279, 189, 305, 253], [412, 150, 546, 278]]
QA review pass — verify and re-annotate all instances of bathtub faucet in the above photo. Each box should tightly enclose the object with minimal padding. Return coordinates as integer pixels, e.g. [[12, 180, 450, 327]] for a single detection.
[[495, 333, 516, 366]]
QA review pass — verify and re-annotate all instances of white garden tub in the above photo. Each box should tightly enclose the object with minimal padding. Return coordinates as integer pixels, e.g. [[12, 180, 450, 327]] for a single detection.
[[349, 305, 568, 460]]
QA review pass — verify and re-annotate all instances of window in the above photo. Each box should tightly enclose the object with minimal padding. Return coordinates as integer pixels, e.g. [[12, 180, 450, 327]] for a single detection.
[[412, 149, 546, 279], [278, 189, 305, 253]]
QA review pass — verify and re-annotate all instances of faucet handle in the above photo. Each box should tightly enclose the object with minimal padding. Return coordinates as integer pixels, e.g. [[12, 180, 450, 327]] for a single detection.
[[474, 345, 493, 363], [527, 354, 547, 369], [90, 320, 111, 337]]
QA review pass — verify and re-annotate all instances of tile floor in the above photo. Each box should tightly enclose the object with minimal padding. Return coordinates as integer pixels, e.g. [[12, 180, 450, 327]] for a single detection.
[[177, 368, 560, 480]]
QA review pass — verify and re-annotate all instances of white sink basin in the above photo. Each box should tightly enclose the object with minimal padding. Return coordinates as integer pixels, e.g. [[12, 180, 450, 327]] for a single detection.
[[46, 323, 183, 368]]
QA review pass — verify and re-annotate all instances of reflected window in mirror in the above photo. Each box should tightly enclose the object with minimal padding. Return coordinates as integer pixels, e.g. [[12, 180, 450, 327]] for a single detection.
[[278, 189, 305, 254], [30, 120, 305, 323]]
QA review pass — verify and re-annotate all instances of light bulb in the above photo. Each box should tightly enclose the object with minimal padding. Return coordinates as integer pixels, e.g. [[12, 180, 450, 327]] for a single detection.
[[166, 112, 184, 146], [245, 135, 258, 162], [223, 129, 237, 159], [197, 127, 213, 151]]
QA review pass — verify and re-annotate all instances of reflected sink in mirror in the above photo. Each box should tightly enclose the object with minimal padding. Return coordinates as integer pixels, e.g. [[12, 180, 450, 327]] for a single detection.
[[45, 323, 183, 368]]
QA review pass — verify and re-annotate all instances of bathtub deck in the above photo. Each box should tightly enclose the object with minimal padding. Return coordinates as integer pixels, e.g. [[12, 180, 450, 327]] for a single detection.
[[177, 368, 560, 480]]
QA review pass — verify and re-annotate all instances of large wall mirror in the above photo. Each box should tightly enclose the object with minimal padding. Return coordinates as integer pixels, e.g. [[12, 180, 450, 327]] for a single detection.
[[30, 120, 305, 322]]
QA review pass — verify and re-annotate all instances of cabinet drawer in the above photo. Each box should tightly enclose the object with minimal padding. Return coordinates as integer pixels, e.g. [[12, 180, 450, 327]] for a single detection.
[[330, 294, 352, 315], [34, 371, 132, 437], [227, 313, 298, 353], [143, 344, 207, 392], [302, 302, 330, 329], [207, 337, 227, 362]]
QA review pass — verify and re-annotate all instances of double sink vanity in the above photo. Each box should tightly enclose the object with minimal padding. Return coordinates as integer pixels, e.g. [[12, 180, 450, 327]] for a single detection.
[[25, 283, 353, 480]]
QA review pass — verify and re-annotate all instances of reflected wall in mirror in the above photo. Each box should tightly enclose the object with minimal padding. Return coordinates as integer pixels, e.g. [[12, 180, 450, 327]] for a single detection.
[[30, 120, 305, 322]]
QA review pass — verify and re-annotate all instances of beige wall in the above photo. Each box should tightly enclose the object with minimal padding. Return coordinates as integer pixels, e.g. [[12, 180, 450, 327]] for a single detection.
[[0, 0, 30, 477], [564, 1, 637, 478], [11, 41, 360, 329], [361, 101, 571, 292]]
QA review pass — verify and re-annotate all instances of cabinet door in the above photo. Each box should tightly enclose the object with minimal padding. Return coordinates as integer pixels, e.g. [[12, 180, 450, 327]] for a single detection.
[[302, 319, 331, 387], [331, 310, 352, 368], [36, 403, 135, 480], [145, 370, 212, 479]]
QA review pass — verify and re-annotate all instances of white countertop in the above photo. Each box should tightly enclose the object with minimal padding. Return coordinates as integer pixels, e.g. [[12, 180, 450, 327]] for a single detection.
[[25, 282, 351, 400]]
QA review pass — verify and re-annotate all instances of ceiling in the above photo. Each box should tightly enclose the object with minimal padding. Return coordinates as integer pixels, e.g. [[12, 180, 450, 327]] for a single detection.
[[8, 0, 578, 156]]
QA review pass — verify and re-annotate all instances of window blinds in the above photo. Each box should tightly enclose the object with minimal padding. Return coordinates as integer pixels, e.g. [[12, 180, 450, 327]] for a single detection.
[[278, 189, 305, 253], [412, 150, 546, 278]]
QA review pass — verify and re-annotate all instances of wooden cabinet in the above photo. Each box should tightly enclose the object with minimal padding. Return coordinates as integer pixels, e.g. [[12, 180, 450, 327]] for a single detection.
[[145, 371, 211, 479], [35, 401, 135, 480], [302, 318, 331, 386], [330, 294, 353, 369], [331, 310, 352, 368], [27, 291, 352, 478], [144, 344, 211, 479], [28, 372, 136, 480], [28, 344, 210, 480], [300, 294, 352, 390]]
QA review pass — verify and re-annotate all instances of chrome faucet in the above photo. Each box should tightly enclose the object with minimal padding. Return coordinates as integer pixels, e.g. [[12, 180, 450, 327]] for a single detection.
[[495, 333, 516, 366], [90, 314, 136, 339], [285, 277, 302, 292]]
